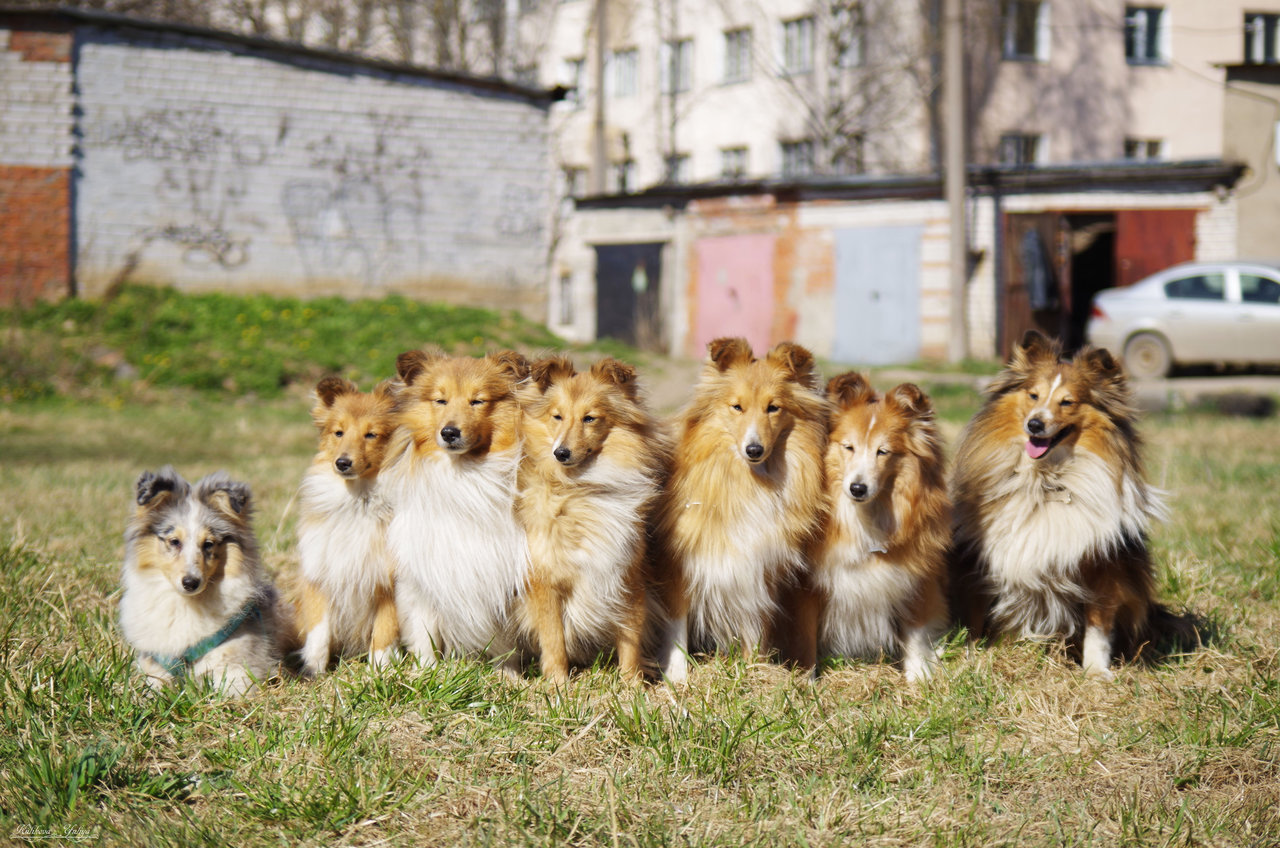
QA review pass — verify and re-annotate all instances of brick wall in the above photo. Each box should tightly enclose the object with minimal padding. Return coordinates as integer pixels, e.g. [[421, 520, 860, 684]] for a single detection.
[[0, 17, 554, 315], [0, 24, 75, 305], [69, 26, 551, 315]]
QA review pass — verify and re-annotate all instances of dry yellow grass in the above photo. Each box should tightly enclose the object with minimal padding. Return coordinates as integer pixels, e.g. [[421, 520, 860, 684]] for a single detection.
[[0, 391, 1277, 846]]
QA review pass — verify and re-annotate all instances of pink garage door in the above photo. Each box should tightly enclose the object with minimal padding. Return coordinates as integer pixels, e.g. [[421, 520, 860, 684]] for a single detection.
[[693, 234, 776, 356]]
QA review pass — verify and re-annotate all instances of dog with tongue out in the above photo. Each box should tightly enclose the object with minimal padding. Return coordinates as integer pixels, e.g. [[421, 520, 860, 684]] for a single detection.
[[947, 330, 1169, 681]]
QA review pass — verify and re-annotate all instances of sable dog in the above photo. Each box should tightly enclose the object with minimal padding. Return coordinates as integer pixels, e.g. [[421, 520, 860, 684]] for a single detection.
[[515, 355, 669, 682], [654, 338, 829, 682], [120, 467, 288, 695], [295, 376, 399, 676], [809, 374, 950, 681], [949, 330, 1168, 679], [383, 349, 531, 669]]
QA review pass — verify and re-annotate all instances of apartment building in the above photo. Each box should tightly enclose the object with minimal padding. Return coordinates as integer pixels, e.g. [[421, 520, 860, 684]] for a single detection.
[[536, 0, 1280, 194]]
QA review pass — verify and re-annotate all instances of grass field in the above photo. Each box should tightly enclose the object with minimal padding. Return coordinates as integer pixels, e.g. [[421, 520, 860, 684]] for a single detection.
[[1, 292, 1278, 846]]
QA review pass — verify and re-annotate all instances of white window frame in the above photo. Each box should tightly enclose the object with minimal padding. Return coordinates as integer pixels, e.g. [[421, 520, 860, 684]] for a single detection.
[[998, 132, 1043, 167], [1245, 12, 1280, 64], [720, 146, 748, 179], [724, 27, 752, 83], [1001, 0, 1049, 62], [1125, 6, 1169, 65], [608, 48, 638, 97], [660, 38, 693, 94], [781, 139, 815, 177], [782, 16, 815, 74]]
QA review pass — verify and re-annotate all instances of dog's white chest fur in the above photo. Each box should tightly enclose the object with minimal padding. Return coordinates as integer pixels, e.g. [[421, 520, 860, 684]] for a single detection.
[[981, 448, 1163, 637], [297, 468, 393, 643], [682, 469, 805, 649], [385, 446, 528, 656], [815, 497, 915, 658]]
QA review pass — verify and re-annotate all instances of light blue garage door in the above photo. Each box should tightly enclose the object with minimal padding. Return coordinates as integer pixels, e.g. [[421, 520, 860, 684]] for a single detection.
[[833, 226, 923, 365]]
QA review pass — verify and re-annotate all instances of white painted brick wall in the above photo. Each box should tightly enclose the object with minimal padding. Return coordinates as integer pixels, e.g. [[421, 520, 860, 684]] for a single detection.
[[71, 27, 552, 314], [0, 29, 75, 168]]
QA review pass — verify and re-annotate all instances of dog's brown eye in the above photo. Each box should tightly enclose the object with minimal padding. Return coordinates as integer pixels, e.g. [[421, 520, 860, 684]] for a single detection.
[[877, 447, 890, 456], [470, 399, 484, 406], [552, 413, 562, 421], [202, 539, 215, 554], [1060, 399, 1073, 407], [766, 404, 780, 414], [365, 431, 377, 440], [732, 404, 743, 412], [843, 444, 854, 452], [435, 398, 447, 405], [334, 430, 344, 438], [167, 537, 181, 550], [1029, 392, 1039, 401], [583, 415, 596, 423]]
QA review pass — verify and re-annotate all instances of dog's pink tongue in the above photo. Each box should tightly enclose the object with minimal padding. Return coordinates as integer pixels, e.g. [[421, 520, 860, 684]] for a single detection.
[[1026, 439, 1050, 459]]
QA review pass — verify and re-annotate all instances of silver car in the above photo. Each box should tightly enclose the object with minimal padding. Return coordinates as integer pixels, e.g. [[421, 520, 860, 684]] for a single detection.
[[1086, 260, 1280, 379]]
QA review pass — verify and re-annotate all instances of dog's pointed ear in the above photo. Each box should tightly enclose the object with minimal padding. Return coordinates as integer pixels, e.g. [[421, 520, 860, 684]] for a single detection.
[[766, 342, 816, 384], [1011, 330, 1059, 367], [370, 379, 398, 407], [135, 466, 188, 508], [885, 383, 934, 420], [198, 473, 253, 520], [395, 348, 444, 384], [315, 375, 358, 408], [530, 355, 575, 391], [490, 350, 531, 383], [1078, 345, 1121, 380], [707, 337, 754, 372], [590, 357, 639, 399], [826, 372, 873, 407]]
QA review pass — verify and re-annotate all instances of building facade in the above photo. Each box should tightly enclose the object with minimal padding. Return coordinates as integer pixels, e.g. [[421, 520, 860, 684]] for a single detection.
[[0, 8, 555, 312]]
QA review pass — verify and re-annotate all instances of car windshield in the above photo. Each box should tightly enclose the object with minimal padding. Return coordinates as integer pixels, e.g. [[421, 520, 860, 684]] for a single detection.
[[1164, 273, 1225, 301], [1240, 273, 1280, 304]]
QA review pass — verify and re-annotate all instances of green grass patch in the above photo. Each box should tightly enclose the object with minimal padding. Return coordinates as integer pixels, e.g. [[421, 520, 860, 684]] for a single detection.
[[1, 285, 564, 400]]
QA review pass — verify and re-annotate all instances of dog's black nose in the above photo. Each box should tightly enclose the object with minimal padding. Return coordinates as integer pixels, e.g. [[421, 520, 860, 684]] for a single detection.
[[1026, 418, 1045, 435], [745, 443, 765, 460], [554, 447, 572, 463], [181, 575, 202, 593], [335, 456, 353, 473], [440, 426, 461, 444], [849, 482, 869, 500]]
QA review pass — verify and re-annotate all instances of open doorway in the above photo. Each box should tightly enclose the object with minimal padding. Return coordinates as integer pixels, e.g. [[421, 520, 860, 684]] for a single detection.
[[1064, 214, 1116, 352]]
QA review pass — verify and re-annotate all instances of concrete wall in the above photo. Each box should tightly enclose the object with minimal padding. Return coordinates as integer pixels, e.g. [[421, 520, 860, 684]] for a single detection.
[[0, 13, 555, 314], [562, 185, 1237, 362], [1224, 68, 1280, 259]]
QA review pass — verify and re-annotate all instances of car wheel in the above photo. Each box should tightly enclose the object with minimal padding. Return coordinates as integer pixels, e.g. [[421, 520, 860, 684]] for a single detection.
[[1123, 332, 1172, 380]]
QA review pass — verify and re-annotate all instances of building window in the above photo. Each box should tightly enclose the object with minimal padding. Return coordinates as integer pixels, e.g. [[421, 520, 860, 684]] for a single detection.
[[781, 139, 815, 177], [832, 2, 865, 68], [720, 146, 748, 179], [783, 16, 815, 74], [1123, 138, 1163, 160], [1002, 0, 1048, 61], [513, 64, 539, 86], [560, 57, 584, 106], [663, 153, 691, 183], [661, 38, 693, 94], [724, 27, 752, 83], [998, 132, 1041, 166], [563, 166, 587, 197], [558, 272, 574, 325], [608, 48, 638, 97], [1125, 6, 1167, 64], [832, 134, 866, 174], [612, 159, 636, 193], [1245, 12, 1280, 63]]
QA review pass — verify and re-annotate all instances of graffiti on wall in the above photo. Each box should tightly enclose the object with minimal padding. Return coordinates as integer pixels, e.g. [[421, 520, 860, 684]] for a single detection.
[[282, 112, 429, 288], [95, 108, 267, 271]]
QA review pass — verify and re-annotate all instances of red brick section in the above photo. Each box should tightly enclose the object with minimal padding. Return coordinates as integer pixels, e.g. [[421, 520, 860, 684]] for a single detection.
[[9, 29, 73, 63], [0, 166, 72, 305]]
